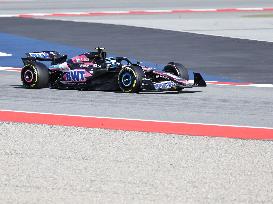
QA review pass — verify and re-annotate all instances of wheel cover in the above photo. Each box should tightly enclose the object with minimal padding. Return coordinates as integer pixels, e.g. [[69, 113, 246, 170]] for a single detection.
[[121, 72, 133, 87], [24, 70, 34, 83]]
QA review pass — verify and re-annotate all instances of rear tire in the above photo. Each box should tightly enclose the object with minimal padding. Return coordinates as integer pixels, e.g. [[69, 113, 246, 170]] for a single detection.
[[21, 62, 49, 89], [163, 62, 189, 80], [118, 66, 145, 93]]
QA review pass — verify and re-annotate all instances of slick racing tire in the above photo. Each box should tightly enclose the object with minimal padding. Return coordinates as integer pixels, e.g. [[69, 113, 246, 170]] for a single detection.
[[163, 62, 189, 80], [21, 62, 49, 89], [118, 66, 145, 93]]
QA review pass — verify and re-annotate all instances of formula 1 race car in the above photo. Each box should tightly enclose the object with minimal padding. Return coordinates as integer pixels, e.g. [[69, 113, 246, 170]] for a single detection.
[[21, 47, 206, 93]]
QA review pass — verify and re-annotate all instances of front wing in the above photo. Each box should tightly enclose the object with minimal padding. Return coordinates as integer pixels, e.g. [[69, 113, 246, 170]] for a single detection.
[[142, 72, 206, 91]]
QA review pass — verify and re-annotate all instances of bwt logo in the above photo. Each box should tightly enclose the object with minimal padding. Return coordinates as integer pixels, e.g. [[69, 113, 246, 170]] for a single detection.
[[65, 70, 85, 81]]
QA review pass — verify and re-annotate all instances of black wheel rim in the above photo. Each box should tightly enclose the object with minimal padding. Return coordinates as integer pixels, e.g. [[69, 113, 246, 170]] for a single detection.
[[24, 69, 34, 83]]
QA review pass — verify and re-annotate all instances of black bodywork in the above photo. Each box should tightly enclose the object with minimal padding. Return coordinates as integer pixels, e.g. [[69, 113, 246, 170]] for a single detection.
[[21, 48, 206, 92]]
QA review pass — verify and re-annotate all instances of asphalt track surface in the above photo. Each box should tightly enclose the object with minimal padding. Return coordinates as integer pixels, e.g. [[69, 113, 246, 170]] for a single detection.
[[1, 1, 273, 203], [1, 17, 273, 83], [0, 71, 273, 128]]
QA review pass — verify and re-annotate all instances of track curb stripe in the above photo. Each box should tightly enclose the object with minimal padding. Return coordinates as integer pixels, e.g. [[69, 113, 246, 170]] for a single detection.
[[0, 110, 273, 140], [1, 7, 273, 18]]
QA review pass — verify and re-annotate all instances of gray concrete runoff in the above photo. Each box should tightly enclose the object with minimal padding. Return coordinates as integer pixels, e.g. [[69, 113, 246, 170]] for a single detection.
[[0, 122, 273, 204], [51, 12, 273, 43], [1, 0, 273, 14]]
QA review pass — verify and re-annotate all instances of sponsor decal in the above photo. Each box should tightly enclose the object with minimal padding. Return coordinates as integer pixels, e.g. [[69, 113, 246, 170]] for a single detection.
[[79, 63, 93, 68], [65, 70, 85, 82], [29, 52, 50, 58], [154, 81, 176, 90], [72, 55, 89, 63], [50, 62, 69, 70]]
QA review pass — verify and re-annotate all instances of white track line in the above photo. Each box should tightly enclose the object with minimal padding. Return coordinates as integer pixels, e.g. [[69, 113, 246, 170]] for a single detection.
[[0, 52, 12, 57]]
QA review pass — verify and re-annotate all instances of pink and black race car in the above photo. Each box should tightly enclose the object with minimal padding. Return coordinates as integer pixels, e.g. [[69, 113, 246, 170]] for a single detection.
[[21, 47, 206, 93]]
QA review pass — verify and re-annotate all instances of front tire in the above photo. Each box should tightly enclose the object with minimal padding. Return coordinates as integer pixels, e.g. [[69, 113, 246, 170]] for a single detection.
[[21, 62, 49, 89], [163, 62, 189, 80], [118, 66, 145, 93]]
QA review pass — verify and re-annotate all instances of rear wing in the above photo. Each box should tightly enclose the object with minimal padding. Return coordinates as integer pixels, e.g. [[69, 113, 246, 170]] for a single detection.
[[22, 51, 67, 65]]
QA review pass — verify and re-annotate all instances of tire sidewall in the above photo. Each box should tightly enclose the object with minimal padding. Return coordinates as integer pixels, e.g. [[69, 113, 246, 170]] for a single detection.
[[21, 64, 39, 88], [163, 62, 189, 80], [21, 62, 49, 88]]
